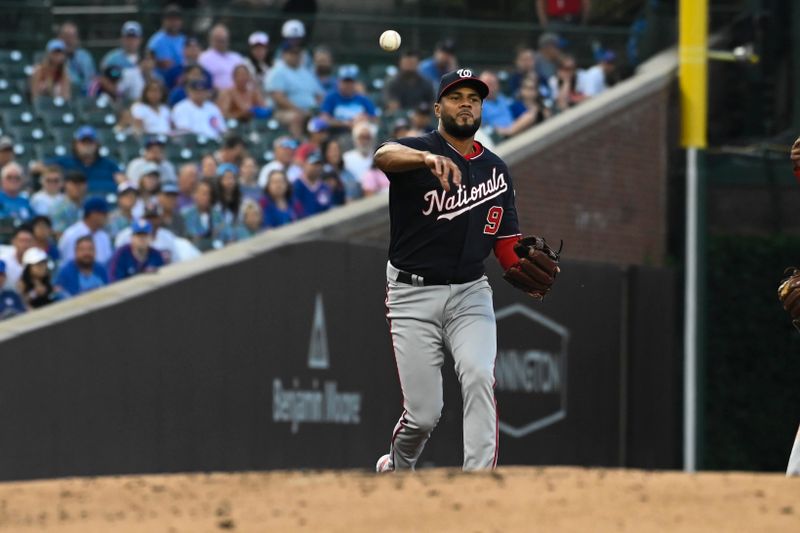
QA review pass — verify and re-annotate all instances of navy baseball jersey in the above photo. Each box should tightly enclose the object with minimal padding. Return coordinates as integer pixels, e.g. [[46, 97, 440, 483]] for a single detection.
[[382, 131, 520, 283]]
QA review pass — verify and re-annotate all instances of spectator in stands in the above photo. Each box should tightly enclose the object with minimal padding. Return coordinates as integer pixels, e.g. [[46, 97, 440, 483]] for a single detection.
[[47, 126, 124, 195], [216, 163, 242, 226], [58, 21, 96, 93], [238, 156, 261, 202], [243, 32, 272, 94], [258, 136, 302, 187], [134, 164, 161, 217], [499, 73, 551, 138], [30, 215, 59, 263], [176, 163, 198, 210], [148, 4, 186, 76], [276, 19, 312, 70], [101, 21, 143, 70], [576, 51, 617, 97], [131, 81, 171, 136], [87, 65, 124, 102], [58, 197, 112, 265], [266, 42, 324, 136], [296, 117, 329, 164], [0, 260, 25, 319], [260, 169, 296, 229], [0, 136, 14, 172], [115, 203, 177, 265], [216, 65, 270, 123], [50, 170, 86, 236], [157, 183, 186, 237], [225, 198, 263, 242], [30, 165, 64, 217], [392, 117, 412, 138], [359, 161, 390, 197], [410, 102, 435, 133], [30, 39, 71, 100], [384, 50, 434, 113], [54, 235, 108, 297], [119, 50, 165, 102], [199, 24, 244, 91], [200, 154, 218, 180], [343, 122, 376, 184], [292, 152, 332, 219], [312, 45, 336, 93], [507, 46, 537, 98], [0, 225, 33, 290], [171, 79, 227, 140], [181, 178, 225, 251], [479, 70, 515, 130], [555, 55, 585, 111], [163, 36, 211, 93], [127, 134, 177, 186], [320, 65, 378, 133], [536, 0, 591, 28], [419, 40, 457, 85], [18, 247, 62, 310], [214, 134, 246, 167], [535, 33, 562, 82], [167, 63, 206, 107], [108, 219, 164, 282], [321, 138, 361, 202], [0, 163, 33, 222], [107, 181, 138, 240]]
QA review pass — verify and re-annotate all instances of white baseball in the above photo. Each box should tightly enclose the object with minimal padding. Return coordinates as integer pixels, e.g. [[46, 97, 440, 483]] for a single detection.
[[379, 30, 401, 52]]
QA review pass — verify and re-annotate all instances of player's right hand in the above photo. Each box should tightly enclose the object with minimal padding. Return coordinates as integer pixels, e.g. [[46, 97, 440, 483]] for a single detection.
[[791, 136, 800, 166], [424, 152, 462, 192]]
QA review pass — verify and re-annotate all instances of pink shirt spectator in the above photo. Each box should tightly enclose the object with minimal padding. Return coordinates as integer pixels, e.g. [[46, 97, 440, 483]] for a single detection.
[[360, 168, 390, 196], [199, 49, 244, 90]]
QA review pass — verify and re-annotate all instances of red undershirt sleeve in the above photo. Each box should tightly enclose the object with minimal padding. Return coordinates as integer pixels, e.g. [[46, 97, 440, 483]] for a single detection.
[[494, 235, 521, 270]]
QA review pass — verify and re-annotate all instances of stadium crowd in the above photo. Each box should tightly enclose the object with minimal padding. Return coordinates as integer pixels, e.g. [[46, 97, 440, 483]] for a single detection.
[[0, 3, 617, 318]]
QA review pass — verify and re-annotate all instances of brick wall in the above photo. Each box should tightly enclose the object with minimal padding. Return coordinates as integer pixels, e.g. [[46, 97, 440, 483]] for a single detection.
[[509, 86, 672, 266]]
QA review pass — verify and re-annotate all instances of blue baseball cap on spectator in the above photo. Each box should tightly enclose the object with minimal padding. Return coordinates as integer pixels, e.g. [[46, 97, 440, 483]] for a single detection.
[[276, 136, 298, 150], [74, 126, 98, 142], [338, 64, 360, 81], [307, 117, 328, 133], [131, 219, 152, 234], [46, 39, 66, 53], [306, 151, 324, 165], [216, 163, 239, 177], [160, 182, 179, 194], [121, 21, 142, 37], [83, 197, 109, 215], [601, 50, 617, 63], [0, 259, 5, 275]]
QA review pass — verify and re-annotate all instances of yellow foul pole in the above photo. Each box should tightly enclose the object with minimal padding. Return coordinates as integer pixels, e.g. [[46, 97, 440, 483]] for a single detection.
[[679, 0, 708, 473]]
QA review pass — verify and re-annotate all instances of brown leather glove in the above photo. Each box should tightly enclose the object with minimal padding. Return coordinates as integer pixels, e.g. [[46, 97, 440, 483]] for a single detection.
[[502, 236, 561, 300], [778, 267, 800, 331]]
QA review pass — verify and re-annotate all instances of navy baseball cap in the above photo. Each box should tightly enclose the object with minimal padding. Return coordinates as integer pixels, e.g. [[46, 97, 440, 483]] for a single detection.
[[188, 79, 211, 91], [131, 219, 152, 234], [83, 197, 109, 215], [436, 69, 489, 102], [74, 125, 98, 142]]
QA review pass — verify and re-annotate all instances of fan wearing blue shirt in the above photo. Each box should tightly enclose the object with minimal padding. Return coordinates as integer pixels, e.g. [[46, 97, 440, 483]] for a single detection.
[[147, 4, 186, 76], [292, 152, 333, 219], [0, 162, 33, 222], [108, 219, 165, 282], [320, 64, 378, 133], [0, 260, 25, 319], [46, 126, 124, 195], [54, 235, 108, 297]]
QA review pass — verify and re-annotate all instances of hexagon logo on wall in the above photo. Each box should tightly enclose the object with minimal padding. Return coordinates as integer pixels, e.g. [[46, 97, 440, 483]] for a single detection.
[[494, 303, 569, 438]]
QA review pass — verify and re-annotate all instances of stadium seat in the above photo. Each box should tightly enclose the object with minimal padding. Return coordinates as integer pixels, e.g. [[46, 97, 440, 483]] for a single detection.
[[0, 50, 27, 65], [34, 140, 69, 160], [166, 143, 195, 162], [0, 79, 12, 93], [83, 109, 118, 129], [34, 96, 74, 115], [0, 63, 33, 81], [2, 108, 41, 127], [10, 124, 51, 143], [0, 92, 26, 109]]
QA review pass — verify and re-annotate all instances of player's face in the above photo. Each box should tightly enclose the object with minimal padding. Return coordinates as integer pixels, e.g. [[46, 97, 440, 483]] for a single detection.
[[436, 87, 482, 139]]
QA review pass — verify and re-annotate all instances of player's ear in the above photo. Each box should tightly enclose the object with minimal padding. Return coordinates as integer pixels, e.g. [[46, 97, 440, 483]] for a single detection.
[[434, 102, 440, 118]]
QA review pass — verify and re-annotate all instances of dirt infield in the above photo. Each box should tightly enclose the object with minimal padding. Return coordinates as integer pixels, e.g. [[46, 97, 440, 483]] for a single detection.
[[0, 467, 797, 532]]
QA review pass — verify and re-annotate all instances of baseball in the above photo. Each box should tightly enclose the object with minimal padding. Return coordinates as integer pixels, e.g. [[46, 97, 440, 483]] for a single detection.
[[379, 30, 401, 51]]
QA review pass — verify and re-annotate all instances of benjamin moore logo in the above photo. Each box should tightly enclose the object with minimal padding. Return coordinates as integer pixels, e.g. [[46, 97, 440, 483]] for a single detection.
[[272, 293, 362, 434], [495, 303, 569, 438]]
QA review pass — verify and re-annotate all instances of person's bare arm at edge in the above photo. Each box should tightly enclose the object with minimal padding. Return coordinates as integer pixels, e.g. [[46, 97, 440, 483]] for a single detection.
[[374, 142, 462, 192]]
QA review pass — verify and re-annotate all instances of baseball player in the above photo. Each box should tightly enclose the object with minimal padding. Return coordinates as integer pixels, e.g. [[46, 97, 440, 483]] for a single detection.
[[373, 69, 560, 472], [778, 134, 800, 477]]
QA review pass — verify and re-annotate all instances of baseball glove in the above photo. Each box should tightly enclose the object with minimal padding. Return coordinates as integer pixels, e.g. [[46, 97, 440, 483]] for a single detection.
[[778, 267, 800, 331], [503, 236, 562, 300]]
